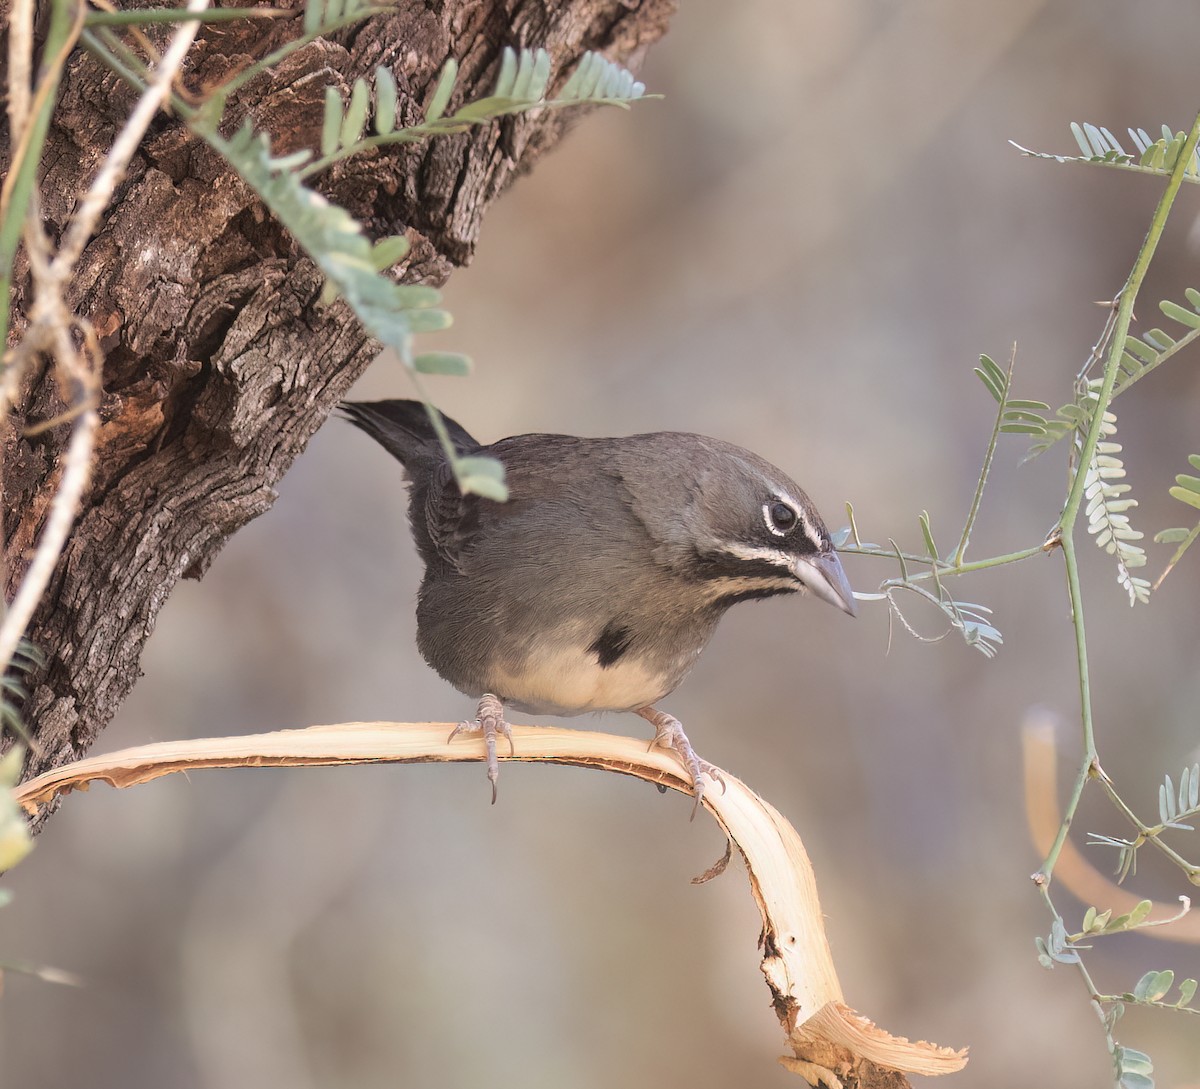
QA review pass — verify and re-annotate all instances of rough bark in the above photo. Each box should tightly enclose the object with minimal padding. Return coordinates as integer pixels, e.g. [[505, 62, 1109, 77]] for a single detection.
[[1, 0, 676, 786]]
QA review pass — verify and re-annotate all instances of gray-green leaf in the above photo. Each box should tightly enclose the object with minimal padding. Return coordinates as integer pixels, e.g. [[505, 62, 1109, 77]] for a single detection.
[[412, 351, 472, 376], [375, 66, 398, 134], [426, 59, 457, 123]]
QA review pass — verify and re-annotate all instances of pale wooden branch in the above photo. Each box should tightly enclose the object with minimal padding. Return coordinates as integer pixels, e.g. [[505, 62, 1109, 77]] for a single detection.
[[1022, 713, 1200, 943], [16, 721, 967, 1086]]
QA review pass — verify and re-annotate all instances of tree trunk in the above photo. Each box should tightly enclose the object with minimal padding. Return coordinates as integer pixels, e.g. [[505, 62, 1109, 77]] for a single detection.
[[2, 0, 675, 790]]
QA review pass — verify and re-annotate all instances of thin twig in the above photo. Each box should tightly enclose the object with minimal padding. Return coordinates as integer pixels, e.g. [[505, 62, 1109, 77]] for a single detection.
[[840, 543, 1044, 577], [85, 6, 294, 25], [1153, 520, 1200, 592], [1038, 109, 1200, 887], [1091, 770, 1200, 880], [954, 344, 1016, 567], [4, 0, 34, 141], [1057, 111, 1200, 542]]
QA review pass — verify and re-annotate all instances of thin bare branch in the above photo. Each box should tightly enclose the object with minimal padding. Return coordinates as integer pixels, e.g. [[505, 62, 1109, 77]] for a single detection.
[[5, 0, 35, 138]]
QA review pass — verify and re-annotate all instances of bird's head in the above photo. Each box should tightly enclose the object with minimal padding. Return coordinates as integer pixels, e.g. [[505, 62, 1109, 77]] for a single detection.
[[620, 434, 857, 616]]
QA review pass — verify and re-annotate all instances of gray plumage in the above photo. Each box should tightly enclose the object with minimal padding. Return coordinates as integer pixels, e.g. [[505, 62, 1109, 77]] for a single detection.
[[342, 397, 852, 708], [340, 399, 855, 805]]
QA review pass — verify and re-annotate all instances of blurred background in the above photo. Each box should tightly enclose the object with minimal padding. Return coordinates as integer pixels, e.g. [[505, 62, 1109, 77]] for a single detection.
[[5, 1, 1200, 1086]]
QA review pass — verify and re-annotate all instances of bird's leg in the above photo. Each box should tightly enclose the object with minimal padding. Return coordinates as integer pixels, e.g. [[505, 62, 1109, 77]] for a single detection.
[[447, 693, 514, 804], [636, 706, 725, 820]]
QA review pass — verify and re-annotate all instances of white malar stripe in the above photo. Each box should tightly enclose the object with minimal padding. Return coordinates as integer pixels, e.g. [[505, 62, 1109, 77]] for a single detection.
[[700, 541, 799, 601], [718, 541, 801, 571]]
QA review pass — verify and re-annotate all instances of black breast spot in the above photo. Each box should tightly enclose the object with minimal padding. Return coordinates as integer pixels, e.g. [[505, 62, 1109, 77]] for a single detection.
[[589, 622, 632, 668]]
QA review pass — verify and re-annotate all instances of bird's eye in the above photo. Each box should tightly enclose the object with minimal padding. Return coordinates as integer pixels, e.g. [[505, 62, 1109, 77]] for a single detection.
[[764, 501, 798, 536]]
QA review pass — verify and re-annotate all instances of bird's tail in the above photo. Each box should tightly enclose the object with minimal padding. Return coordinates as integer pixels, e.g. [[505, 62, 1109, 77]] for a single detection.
[[338, 399, 479, 469]]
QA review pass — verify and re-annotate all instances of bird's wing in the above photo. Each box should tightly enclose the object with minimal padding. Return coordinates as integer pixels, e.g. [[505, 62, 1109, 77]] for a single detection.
[[424, 434, 638, 576], [421, 459, 480, 575]]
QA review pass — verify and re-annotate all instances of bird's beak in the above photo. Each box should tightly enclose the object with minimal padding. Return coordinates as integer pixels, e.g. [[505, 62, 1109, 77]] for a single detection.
[[793, 550, 858, 617]]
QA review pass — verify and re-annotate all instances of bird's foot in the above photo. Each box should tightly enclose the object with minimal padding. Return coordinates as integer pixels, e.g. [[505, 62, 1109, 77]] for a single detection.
[[636, 706, 725, 820], [448, 693, 514, 804]]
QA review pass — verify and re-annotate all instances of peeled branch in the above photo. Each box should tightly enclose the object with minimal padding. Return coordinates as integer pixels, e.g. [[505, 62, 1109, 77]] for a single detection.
[[16, 721, 967, 1086]]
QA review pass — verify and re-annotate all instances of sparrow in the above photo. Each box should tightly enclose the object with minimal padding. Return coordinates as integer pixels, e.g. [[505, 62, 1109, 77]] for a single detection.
[[340, 399, 855, 812]]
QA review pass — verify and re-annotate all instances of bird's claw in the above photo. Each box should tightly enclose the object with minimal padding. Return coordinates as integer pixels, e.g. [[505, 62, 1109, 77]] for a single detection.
[[685, 762, 725, 821], [637, 706, 723, 821], [447, 693, 512, 803]]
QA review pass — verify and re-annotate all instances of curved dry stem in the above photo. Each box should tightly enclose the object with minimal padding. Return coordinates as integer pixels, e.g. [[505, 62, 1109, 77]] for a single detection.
[[16, 721, 967, 1083]]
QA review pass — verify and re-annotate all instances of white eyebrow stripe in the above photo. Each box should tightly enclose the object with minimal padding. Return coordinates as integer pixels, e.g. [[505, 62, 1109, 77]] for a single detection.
[[770, 490, 822, 547]]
